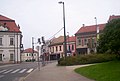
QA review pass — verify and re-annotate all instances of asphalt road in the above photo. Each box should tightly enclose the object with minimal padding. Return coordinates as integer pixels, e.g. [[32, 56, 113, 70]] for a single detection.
[[0, 62, 39, 81]]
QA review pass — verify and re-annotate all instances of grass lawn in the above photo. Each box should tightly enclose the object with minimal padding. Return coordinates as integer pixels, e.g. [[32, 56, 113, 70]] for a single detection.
[[75, 60, 120, 81]]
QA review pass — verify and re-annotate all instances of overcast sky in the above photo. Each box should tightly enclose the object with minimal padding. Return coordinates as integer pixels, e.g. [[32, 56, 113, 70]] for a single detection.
[[0, 0, 120, 49]]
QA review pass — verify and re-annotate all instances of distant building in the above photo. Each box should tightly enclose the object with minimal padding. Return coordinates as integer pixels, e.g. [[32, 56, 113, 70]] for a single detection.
[[75, 15, 120, 54], [49, 36, 76, 60], [0, 14, 23, 63], [21, 48, 38, 61], [75, 24, 105, 54], [49, 36, 64, 60], [66, 36, 76, 56]]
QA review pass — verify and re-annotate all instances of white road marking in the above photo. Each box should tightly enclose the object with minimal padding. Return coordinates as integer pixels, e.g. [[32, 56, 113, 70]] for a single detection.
[[26, 68, 33, 73], [3, 69, 13, 74], [0, 75, 4, 78], [19, 69, 27, 73], [11, 69, 20, 73], [0, 70, 7, 73]]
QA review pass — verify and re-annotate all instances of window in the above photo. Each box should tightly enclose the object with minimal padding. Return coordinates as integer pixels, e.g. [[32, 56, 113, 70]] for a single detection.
[[77, 37, 81, 45], [59, 46, 62, 51], [88, 39, 91, 47], [68, 45, 70, 51], [52, 47, 54, 53], [10, 54, 14, 61], [84, 38, 87, 45], [27, 53, 28, 56], [29, 53, 32, 56], [72, 45, 74, 50], [92, 38, 95, 47], [56, 46, 58, 52], [0, 54, 2, 61], [10, 38, 14, 45], [0, 38, 2, 45], [82, 39, 84, 46]]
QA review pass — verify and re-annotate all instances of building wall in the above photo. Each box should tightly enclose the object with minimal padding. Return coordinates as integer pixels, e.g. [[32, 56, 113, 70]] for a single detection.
[[49, 42, 76, 60], [49, 44, 64, 59], [0, 32, 21, 63], [21, 52, 38, 61], [66, 41, 76, 56], [76, 34, 97, 54]]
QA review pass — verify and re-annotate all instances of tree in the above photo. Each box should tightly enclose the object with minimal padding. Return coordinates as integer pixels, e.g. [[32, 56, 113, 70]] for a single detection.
[[98, 19, 120, 55]]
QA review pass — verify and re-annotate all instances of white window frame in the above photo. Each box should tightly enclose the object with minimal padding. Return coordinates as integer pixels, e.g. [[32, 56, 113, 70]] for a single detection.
[[10, 38, 14, 45]]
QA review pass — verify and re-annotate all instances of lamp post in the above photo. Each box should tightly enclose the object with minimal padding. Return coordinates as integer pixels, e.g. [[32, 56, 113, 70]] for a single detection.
[[32, 37, 34, 62], [58, 1, 67, 58], [94, 17, 99, 53]]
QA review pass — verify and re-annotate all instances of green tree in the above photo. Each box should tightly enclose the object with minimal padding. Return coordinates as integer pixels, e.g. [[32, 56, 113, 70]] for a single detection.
[[98, 19, 120, 55]]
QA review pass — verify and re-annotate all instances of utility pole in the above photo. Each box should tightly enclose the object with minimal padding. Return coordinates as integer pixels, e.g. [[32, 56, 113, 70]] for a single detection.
[[58, 1, 67, 58], [32, 37, 34, 62]]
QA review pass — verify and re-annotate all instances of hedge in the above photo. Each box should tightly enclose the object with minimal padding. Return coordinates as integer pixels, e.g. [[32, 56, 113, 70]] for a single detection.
[[58, 54, 117, 66]]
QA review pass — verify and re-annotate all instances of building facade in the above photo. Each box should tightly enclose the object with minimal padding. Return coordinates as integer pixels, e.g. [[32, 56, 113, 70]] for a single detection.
[[0, 15, 23, 63], [75, 24, 105, 54], [75, 15, 120, 54], [21, 48, 38, 61], [66, 36, 76, 56], [49, 36, 64, 60], [48, 36, 76, 60]]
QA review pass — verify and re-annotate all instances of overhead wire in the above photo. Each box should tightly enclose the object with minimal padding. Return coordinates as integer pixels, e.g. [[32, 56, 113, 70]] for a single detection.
[[48, 27, 64, 40]]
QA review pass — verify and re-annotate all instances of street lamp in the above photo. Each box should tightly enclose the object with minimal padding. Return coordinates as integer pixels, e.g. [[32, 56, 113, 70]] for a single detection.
[[94, 17, 99, 52], [58, 1, 67, 58]]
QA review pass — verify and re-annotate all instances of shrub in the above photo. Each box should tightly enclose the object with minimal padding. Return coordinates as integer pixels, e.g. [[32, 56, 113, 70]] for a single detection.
[[58, 54, 117, 66]]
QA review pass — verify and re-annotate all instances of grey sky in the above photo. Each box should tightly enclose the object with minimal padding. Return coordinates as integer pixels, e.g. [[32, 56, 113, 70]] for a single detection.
[[0, 0, 120, 49]]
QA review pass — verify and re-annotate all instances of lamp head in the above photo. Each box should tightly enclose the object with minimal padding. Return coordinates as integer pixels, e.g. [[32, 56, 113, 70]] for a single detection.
[[58, 1, 64, 4]]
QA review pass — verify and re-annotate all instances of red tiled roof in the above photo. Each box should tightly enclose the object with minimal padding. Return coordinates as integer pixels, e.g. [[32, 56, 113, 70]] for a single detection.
[[66, 36, 76, 42], [76, 24, 105, 34], [23, 48, 38, 53], [50, 36, 64, 44], [108, 15, 120, 21], [0, 15, 13, 20], [0, 15, 21, 32]]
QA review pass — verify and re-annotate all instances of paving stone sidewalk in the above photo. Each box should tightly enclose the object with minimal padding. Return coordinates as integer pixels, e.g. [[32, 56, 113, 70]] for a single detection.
[[21, 62, 94, 81]]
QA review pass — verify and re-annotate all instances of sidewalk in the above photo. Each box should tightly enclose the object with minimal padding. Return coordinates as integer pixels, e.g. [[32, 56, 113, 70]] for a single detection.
[[21, 62, 94, 81]]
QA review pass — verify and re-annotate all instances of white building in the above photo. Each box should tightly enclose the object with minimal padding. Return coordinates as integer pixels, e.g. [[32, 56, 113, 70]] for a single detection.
[[0, 15, 23, 63], [21, 48, 38, 62]]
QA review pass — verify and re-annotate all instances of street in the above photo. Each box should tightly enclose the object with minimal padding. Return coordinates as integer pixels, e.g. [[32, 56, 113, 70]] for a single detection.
[[0, 62, 39, 81]]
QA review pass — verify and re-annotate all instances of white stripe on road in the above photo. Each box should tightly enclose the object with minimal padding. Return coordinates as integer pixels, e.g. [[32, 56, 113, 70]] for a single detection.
[[0, 75, 4, 78], [11, 69, 20, 73], [19, 69, 27, 73], [0, 70, 7, 73], [3, 69, 13, 74], [26, 68, 33, 73]]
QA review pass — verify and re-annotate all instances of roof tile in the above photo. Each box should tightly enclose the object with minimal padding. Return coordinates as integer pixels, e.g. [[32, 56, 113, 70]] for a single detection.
[[0, 15, 21, 32], [23, 48, 38, 53], [76, 24, 105, 34], [108, 15, 120, 21]]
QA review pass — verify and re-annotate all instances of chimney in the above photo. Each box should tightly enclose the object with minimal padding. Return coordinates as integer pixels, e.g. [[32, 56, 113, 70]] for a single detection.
[[82, 24, 85, 27]]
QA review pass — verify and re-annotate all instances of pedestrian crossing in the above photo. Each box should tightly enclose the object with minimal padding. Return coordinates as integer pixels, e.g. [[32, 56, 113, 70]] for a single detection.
[[0, 68, 34, 74]]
